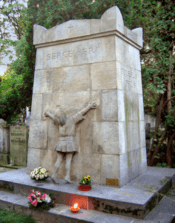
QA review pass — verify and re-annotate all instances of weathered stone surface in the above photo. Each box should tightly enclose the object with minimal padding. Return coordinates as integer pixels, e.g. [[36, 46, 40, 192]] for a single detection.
[[33, 69, 54, 94], [115, 36, 141, 71], [56, 91, 90, 116], [139, 121, 146, 148], [101, 154, 119, 185], [28, 120, 47, 149], [26, 148, 41, 174], [54, 65, 90, 92], [91, 61, 116, 90], [30, 94, 42, 120], [102, 90, 118, 121], [93, 122, 119, 155], [124, 91, 139, 122], [139, 94, 145, 121], [126, 121, 140, 151]]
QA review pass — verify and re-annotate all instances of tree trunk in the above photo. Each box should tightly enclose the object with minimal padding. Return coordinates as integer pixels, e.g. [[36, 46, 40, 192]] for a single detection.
[[149, 129, 167, 166], [166, 131, 175, 167], [147, 93, 165, 164]]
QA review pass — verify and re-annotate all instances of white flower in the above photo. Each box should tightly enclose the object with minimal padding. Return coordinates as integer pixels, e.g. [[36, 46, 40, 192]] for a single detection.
[[44, 173, 48, 177], [36, 177, 39, 180], [41, 168, 46, 173], [39, 174, 44, 179], [45, 195, 51, 203]]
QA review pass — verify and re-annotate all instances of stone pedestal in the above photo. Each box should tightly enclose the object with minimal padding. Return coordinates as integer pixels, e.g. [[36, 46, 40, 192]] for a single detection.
[[26, 6, 147, 187]]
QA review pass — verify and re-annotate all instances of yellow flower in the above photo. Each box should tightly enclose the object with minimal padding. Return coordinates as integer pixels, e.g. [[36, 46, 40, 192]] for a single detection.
[[84, 177, 88, 181], [83, 181, 85, 184], [87, 175, 90, 179]]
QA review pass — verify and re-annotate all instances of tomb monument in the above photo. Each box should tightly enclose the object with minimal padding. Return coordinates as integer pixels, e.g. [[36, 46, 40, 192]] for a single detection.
[[26, 6, 147, 187]]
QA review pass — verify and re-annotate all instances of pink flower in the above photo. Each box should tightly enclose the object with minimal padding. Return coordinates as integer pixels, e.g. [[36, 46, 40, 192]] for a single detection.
[[36, 191, 41, 196], [28, 192, 36, 202], [30, 189, 34, 192], [31, 199, 38, 207], [41, 193, 47, 199]]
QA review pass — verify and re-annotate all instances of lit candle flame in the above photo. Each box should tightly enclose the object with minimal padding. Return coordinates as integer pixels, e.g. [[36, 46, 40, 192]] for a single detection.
[[74, 203, 78, 208]]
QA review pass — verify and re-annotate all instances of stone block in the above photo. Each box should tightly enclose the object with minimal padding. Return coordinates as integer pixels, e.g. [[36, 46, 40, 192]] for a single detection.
[[35, 48, 45, 70], [91, 91, 102, 122], [132, 27, 143, 48], [33, 69, 54, 94], [115, 36, 141, 71], [139, 147, 147, 175], [28, 120, 47, 149], [127, 149, 141, 181], [92, 122, 119, 155], [73, 38, 103, 65], [117, 90, 125, 121], [91, 61, 117, 90], [71, 153, 101, 185], [124, 91, 139, 122], [101, 154, 119, 185], [55, 91, 90, 116], [90, 19, 101, 34], [30, 94, 42, 120], [126, 121, 140, 152], [100, 6, 124, 34], [54, 65, 90, 92]]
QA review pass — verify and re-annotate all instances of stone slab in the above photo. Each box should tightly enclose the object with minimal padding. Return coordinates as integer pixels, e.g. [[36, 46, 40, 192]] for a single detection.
[[0, 167, 174, 220], [0, 191, 162, 223]]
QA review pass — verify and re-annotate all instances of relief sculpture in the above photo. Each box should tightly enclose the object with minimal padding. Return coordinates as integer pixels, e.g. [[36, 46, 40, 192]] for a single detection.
[[44, 102, 97, 184]]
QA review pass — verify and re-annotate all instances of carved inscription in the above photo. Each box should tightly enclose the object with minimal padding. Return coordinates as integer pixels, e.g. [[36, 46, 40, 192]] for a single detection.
[[68, 25, 73, 33], [47, 51, 72, 60], [121, 68, 137, 89], [77, 45, 101, 56], [46, 45, 101, 61]]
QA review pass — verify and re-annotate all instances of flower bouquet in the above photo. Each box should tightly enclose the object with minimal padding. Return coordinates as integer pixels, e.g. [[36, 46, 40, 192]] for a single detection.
[[28, 189, 56, 211], [30, 167, 49, 181], [78, 175, 92, 191]]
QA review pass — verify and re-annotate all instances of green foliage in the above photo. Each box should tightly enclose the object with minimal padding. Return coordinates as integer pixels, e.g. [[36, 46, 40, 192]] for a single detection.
[[156, 163, 170, 168], [165, 109, 175, 129], [0, 208, 36, 223]]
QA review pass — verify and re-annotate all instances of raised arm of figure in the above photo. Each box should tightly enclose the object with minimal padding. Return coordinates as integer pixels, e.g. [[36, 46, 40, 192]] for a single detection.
[[44, 107, 54, 120]]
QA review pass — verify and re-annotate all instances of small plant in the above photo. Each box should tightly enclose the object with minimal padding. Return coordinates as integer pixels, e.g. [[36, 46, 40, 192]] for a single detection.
[[30, 167, 49, 181], [79, 175, 91, 185], [28, 189, 57, 211]]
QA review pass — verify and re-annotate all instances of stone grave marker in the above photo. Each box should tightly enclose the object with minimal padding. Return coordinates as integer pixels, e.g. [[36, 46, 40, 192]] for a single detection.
[[10, 126, 28, 166], [26, 6, 147, 187], [0, 119, 10, 165]]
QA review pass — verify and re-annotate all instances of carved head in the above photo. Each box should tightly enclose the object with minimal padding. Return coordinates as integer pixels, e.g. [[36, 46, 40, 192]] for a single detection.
[[54, 109, 67, 126]]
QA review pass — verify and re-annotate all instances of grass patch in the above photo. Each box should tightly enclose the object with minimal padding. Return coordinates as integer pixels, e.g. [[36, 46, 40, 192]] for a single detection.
[[0, 208, 37, 223]]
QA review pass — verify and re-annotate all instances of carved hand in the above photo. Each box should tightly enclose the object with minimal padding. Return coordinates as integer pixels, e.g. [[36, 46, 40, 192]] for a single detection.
[[44, 107, 52, 117], [89, 102, 97, 109]]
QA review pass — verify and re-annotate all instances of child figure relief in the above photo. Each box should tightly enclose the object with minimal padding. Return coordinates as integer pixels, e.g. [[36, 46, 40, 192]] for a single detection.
[[44, 102, 97, 184]]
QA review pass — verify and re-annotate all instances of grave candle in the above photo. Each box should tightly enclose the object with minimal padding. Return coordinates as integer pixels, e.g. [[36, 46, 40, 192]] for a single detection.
[[70, 203, 80, 213]]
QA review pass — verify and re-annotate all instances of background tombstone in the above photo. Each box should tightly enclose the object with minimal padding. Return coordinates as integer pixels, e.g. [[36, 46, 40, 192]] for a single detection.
[[0, 119, 10, 165], [10, 126, 28, 166], [26, 6, 147, 187]]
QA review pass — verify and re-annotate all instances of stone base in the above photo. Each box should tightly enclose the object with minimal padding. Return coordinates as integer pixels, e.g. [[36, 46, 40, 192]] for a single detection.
[[0, 167, 175, 222]]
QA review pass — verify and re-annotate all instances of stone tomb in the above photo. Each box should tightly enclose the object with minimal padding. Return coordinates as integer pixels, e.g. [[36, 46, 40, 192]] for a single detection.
[[10, 126, 28, 166], [26, 6, 147, 187]]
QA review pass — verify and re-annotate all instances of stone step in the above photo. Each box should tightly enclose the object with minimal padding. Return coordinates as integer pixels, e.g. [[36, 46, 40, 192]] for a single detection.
[[0, 190, 169, 223], [0, 167, 174, 221]]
